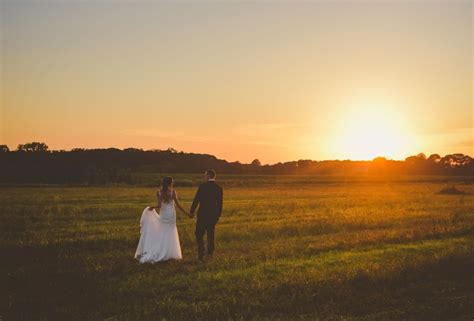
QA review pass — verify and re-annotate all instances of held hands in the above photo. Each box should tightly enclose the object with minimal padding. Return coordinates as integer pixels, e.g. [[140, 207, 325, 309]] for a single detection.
[[188, 212, 195, 218]]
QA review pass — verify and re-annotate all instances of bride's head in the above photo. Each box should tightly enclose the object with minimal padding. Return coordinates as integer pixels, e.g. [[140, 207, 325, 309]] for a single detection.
[[160, 176, 174, 202]]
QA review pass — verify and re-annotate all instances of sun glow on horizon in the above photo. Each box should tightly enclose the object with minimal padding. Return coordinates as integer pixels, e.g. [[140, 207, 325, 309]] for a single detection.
[[331, 101, 416, 160]]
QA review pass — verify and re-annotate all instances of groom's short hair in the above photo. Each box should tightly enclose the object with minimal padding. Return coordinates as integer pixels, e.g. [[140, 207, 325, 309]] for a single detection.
[[206, 169, 216, 179]]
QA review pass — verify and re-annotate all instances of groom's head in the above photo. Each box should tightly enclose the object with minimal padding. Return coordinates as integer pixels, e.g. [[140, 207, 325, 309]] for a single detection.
[[205, 169, 216, 181]]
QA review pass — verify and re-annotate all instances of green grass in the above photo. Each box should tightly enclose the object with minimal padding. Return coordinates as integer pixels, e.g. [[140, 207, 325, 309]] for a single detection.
[[1, 176, 473, 321]]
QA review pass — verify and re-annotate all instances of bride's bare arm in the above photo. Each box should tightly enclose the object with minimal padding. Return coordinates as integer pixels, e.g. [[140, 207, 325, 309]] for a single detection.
[[149, 192, 162, 211], [173, 191, 193, 218]]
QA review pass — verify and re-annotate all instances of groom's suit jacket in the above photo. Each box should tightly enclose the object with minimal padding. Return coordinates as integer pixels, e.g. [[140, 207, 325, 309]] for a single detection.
[[191, 180, 223, 223]]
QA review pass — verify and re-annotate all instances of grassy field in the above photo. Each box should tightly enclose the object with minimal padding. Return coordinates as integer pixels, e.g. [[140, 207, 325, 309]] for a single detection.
[[1, 176, 473, 321]]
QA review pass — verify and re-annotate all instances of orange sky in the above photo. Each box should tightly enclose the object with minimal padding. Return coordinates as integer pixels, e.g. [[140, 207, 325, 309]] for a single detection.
[[1, 1, 472, 164]]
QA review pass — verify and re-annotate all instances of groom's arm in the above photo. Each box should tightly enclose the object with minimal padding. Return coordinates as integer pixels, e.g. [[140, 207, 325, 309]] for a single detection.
[[190, 186, 201, 215], [216, 188, 223, 219]]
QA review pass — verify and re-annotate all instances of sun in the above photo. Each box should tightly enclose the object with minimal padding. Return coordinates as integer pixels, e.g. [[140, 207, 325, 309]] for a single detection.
[[331, 102, 413, 160]]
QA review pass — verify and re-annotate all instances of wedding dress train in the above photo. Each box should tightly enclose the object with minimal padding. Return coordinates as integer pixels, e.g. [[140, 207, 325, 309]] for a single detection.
[[134, 199, 182, 263]]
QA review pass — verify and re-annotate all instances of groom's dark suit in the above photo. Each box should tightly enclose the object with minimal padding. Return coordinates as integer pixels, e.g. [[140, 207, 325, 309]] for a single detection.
[[190, 180, 223, 259]]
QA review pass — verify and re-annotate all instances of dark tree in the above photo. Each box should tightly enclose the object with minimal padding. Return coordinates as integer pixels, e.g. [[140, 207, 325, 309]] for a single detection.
[[0, 142, 472, 185], [17, 142, 49, 152], [442, 154, 472, 167], [428, 154, 441, 163], [417, 153, 427, 160]]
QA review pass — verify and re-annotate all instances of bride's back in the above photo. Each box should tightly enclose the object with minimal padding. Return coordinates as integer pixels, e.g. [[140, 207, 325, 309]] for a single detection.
[[159, 176, 175, 203], [158, 189, 174, 204]]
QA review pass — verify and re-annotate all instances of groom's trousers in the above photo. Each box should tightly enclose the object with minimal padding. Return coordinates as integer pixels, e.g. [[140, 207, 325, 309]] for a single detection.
[[195, 219, 216, 258]]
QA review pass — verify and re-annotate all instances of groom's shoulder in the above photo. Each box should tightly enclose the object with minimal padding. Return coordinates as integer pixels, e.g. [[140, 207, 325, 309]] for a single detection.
[[199, 182, 211, 189], [202, 181, 222, 190], [214, 181, 223, 191]]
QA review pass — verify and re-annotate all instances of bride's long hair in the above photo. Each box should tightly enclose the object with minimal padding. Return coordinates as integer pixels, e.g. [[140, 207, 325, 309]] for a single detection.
[[160, 176, 174, 203]]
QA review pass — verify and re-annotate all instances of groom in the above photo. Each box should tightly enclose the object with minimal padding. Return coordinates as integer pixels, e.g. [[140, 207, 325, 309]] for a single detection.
[[190, 169, 223, 261]]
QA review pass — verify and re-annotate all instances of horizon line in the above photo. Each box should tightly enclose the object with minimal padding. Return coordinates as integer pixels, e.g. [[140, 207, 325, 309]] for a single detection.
[[3, 142, 472, 166]]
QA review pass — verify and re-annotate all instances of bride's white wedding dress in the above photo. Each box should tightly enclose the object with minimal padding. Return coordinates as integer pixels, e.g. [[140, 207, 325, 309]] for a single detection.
[[134, 195, 182, 263]]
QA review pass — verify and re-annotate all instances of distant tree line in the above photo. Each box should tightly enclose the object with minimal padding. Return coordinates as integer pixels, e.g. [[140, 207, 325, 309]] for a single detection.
[[0, 142, 472, 184]]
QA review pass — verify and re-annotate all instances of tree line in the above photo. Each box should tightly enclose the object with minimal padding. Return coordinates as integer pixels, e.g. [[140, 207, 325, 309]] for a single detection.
[[0, 142, 472, 184]]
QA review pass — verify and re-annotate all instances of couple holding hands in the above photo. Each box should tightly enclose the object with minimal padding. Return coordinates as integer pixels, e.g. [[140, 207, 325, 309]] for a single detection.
[[134, 169, 223, 263]]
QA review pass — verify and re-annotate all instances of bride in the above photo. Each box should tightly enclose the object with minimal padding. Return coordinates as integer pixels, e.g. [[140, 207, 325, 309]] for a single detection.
[[134, 176, 193, 263]]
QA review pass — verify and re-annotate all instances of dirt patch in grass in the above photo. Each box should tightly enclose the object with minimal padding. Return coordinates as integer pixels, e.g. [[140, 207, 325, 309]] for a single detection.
[[437, 185, 466, 195]]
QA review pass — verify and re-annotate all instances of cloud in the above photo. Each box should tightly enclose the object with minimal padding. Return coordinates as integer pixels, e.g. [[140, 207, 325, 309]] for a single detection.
[[230, 123, 310, 145], [233, 123, 301, 135], [122, 128, 228, 144]]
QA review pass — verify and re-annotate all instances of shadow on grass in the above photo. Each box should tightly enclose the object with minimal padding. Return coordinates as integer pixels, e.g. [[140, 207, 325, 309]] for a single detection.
[[0, 238, 138, 321], [253, 255, 473, 321], [1, 237, 472, 321]]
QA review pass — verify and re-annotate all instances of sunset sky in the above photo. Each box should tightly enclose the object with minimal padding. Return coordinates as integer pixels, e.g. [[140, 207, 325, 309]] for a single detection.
[[1, 0, 472, 164]]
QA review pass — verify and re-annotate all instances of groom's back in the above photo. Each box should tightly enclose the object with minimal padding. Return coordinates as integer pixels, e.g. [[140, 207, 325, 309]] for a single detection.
[[197, 181, 223, 219]]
